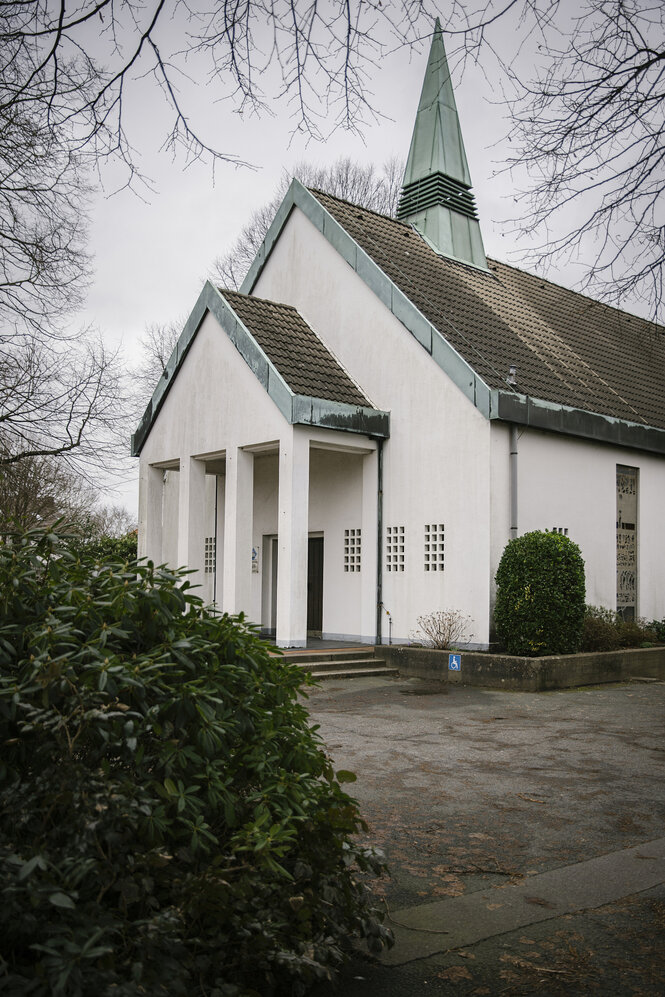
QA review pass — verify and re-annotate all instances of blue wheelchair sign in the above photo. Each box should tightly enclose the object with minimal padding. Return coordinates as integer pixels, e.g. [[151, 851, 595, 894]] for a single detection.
[[448, 653, 461, 671]]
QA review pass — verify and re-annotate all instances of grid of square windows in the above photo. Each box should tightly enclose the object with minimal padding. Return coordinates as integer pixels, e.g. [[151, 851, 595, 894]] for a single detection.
[[424, 523, 444, 571], [204, 536, 216, 573], [386, 525, 405, 571], [344, 528, 361, 572]]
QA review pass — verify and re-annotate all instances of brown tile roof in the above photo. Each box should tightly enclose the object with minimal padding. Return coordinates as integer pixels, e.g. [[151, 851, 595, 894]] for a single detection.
[[222, 289, 371, 408], [310, 189, 665, 431]]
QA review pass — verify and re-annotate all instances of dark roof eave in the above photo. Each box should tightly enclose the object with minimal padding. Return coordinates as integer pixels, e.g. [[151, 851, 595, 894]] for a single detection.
[[292, 395, 390, 437], [491, 390, 665, 455]]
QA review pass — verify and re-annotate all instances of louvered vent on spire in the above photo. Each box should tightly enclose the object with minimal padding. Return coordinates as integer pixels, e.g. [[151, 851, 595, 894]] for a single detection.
[[397, 20, 488, 270]]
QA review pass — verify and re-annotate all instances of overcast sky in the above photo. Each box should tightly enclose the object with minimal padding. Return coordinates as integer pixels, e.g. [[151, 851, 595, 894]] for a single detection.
[[79, 18, 559, 514]]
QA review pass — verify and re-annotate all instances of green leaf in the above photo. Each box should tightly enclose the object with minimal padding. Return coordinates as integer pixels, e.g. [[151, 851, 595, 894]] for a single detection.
[[336, 770, 357, 784], [48, 891, 75, 909]]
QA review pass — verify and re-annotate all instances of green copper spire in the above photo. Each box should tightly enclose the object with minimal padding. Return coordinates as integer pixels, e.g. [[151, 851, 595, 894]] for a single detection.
[[398, 20, 488, 269]]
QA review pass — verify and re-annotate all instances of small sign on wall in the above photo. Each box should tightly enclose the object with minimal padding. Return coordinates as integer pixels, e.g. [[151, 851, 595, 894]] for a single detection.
[[448, 653, 461, 671], [252, 547, 260, 573]]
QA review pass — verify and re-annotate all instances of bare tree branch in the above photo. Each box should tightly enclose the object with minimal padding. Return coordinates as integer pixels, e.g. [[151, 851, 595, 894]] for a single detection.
[[0, 329, 129, 472], [444, 0, 665, 321]]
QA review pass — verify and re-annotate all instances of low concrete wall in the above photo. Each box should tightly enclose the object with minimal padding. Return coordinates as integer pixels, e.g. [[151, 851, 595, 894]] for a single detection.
[[378, 645, 665, 692]]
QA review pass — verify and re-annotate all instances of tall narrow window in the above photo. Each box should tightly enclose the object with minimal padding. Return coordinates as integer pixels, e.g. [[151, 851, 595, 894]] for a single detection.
[[616, 465, 638, 620], [386, 525, 405, 572], [344, 528, 361, 572], [204, 536, 216, 574], [424, 523, 445, 571]]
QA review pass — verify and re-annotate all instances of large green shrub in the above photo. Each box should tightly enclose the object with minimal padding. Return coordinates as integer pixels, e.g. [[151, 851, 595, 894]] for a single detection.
[[0, 531, 391, 996], [494, 531, 586, 656]]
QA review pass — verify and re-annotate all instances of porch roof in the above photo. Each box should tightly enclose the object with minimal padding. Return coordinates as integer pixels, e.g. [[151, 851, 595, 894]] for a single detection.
[[222, 290, 369, 407], [132, 282, 389, 456]]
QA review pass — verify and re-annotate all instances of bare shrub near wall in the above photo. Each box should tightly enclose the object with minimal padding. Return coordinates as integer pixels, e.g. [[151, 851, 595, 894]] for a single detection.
[[410, 610, 473, 650]]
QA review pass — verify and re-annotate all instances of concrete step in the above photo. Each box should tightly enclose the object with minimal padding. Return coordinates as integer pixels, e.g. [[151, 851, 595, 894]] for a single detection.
[[278, 648, 371, 664], [307, 666, 399, 681], [271, 646, 399, 680], [300, 656, 383, 673]]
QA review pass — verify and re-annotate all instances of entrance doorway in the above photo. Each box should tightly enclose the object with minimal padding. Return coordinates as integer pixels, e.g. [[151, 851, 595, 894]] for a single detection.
[[307, 537, 324, 635]]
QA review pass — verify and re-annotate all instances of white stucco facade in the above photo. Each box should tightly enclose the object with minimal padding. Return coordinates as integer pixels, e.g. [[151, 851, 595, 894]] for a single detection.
[[489, 423, 665, 624], [135, 192, 665, 647]]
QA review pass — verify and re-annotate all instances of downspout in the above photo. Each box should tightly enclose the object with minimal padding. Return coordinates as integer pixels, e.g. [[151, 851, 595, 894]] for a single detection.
[[509, 424, 518, 539], [375, 438, 384, 645], [213, 474, 219, 604]]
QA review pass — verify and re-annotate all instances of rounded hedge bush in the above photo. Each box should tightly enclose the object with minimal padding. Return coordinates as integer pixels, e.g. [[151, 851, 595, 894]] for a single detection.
[[494, 530, 586, 656], [0, 531, 391, 996]]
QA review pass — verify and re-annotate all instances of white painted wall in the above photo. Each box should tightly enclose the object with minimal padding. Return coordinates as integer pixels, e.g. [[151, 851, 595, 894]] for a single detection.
[[490, 424, 665, 622], [253, 208, 493, 643], [138, 313, 286, 465], [308, 449, 365, 639]]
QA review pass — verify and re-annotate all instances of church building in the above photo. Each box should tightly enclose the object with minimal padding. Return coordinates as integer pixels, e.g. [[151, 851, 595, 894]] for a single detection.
[[133, 23, 665, 647]]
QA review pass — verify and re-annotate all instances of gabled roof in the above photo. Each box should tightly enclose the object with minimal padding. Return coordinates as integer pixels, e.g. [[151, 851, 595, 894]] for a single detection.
[[241, 180, 665, 455], [314, 189, 665, 430], [131, 283, 389, 456]]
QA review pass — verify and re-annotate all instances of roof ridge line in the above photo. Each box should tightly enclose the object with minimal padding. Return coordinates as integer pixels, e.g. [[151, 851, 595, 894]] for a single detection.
[[307, 186, 404, 224]]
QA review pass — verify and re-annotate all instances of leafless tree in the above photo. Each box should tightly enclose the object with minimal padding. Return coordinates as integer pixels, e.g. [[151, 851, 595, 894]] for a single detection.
[[0, 454, 134, 532], [0, 329, 127, 470], [444, 0, 665, 321], [506, 1, 665, 319], [0, 2, 436, 183], [0, 103, 90, 337], [133, 319, 184, 400], [0, 463, 136, 533], [0, 21, 132, 474], [213, 156, 404, 290]]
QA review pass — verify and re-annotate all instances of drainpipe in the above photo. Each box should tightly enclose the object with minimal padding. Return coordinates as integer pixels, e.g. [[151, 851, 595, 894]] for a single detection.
[[375, 438, 384, 645], [212, 474, 219, 605], [510, 424, 518, 539]]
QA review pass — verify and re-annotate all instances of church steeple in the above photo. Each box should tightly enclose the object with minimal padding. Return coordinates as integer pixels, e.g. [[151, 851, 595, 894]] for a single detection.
[[397, 20, 488, 270]]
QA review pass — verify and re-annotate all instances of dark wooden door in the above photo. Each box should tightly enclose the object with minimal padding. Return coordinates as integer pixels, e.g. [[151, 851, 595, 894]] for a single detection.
[[307, 537, 324, 633]]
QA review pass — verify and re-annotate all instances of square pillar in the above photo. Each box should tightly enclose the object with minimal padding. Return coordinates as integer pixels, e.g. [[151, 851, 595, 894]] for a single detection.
[[223, 447, 254, 615], [360, 448, 379, 642], [138, 462, 164, 563], [276, 429, 310, 648], [213, 474, 225, 609], [177, 456, 206, 576]]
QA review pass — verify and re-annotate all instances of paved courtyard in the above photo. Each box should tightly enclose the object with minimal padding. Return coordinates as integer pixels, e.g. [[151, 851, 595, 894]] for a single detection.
[[307, 675, 665, 996]]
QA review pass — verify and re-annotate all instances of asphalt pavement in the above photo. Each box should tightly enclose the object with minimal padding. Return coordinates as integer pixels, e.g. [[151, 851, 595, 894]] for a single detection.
[[306, 674, 665, 996]]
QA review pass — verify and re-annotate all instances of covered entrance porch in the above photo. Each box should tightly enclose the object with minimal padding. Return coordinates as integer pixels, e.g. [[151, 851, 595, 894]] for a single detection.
[[139, 427, 382, 647]]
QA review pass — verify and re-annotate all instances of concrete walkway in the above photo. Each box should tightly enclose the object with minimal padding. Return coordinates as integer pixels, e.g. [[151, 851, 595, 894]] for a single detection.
[[308, 675, 665, 996], [386, 837, 665, 963]]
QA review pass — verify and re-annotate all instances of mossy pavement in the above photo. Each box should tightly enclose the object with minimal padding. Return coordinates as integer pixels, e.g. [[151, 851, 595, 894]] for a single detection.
[[308, 675, 665, 996]]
